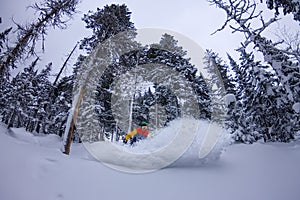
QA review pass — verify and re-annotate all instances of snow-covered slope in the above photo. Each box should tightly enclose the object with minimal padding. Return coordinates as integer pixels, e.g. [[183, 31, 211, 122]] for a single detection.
[[0, 122, 300, 200]]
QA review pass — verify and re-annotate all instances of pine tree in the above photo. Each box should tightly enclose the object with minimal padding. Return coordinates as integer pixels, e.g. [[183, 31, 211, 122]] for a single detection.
[[228, 50, 296, 143], [149, 35, 211, 119], [80, 4, 135, 53], [1, 58, 56, 133], [0, 76, 13, 123], [3, 58, 38, 128], [69, 4, 138, 144], [30, 63, 53, 134], [70, 5, 210, 147], [209, 0, 300, 142], [227, 51, 261, 143], [0, 0, 79, 77], [0, 28, 12, 111], [265, 0, 300, 21], [48, 75, 74, 137], [131, 84, 181, 132], [0, 28, 12, 53], [151, 33, 187, 57], [93, 44, 210, 141], [203, 50, 235, 125]]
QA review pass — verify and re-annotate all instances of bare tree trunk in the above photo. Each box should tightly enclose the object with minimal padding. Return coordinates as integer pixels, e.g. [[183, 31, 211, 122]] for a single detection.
[[53, 42, 78, 85], [7, 107, 17, 129], [63, 86, 85, 155], [127, 95, 134, 133], [0, 0, 79, 77]]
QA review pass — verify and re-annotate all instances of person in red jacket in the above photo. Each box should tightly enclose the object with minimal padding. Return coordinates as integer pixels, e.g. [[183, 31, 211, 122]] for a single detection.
[[123, 121, 149, 145]]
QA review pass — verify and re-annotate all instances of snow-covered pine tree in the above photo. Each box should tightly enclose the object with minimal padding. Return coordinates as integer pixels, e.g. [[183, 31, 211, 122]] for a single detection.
[[225, 55, 240, 135], [246, 24, 299, 142], [153, 85, 180, 125], [203, 50, 235, 125], [0, 28, 13, 118], [72, 4, 139, 143], [0, 27, 12, 79], [0, 28, 12, 53], [209, 0, 299, 142], [131, 84, 180, 132], [1, 77, 18, 126], [151, 33, 187, 57], [29, 63, 53, 134], [1, 59, 55, 134], [95, 45, 210, 140], [2, 58, 39, 129], [227, 51, 266, 143], [80, 4, 135, 53], [0, 75, 13, 123], [0, 77, 10, 116], [48, 75, 77, 140], [228, 49, 296, 143], [150, 34, 211, 119]]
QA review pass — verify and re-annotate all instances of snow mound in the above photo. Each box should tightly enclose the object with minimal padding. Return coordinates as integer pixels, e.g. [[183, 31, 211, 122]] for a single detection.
[[171, 120, 233, 167], [7, 127, 61, 148]]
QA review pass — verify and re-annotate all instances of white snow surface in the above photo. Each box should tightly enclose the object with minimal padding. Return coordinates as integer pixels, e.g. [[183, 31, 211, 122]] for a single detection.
[[224, 93, 236, 106], [1, 121, 300, 200], [293, 102, 300, 113]]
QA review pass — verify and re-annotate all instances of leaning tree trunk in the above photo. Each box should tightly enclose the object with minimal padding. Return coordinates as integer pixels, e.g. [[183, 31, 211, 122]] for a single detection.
[[63, 86, 85, 155]]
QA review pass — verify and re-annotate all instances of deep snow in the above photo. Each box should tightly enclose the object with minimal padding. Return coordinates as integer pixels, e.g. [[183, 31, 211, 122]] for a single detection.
[[83, 119, 231, 173], [0, 122, 300, 200]]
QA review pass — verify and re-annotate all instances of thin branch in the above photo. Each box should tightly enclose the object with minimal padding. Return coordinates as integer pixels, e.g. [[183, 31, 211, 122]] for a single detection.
[[0, 0, 79, 77], [53, 42, 78, 85]]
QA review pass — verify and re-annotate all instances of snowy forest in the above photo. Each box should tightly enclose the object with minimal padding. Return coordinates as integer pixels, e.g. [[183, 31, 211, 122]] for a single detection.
[[0, 0, 299, 150], [0, 0, 300, 199]]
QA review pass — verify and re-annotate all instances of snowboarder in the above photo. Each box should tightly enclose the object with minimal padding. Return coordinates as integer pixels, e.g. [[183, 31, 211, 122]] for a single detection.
[[123, 121, 150, 145]]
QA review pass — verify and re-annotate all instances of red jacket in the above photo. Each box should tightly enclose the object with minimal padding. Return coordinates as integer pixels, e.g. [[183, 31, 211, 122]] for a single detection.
[[136, 127, 149, 136], [125, 127, 149, 141]]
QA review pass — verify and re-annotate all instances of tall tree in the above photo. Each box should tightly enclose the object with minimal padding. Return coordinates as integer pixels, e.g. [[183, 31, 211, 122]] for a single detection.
[[0, 27, 12, 110], [0, 56, 56, 135], [0, 0, 79, 78], [209, 0, 299, 142], [204, 50, 235, 125], [64, 4, 137, 153], [30, 63, 53, 134], [2, 58, 39, 128], [80, 4, 135, 53]]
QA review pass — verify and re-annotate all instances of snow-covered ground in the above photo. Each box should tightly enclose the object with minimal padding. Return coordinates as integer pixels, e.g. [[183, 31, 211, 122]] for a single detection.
[[0, 121, 300, 200]]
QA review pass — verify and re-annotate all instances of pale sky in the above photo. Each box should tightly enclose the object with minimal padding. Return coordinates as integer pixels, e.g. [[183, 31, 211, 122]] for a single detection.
[[0, 0, 298, 77]]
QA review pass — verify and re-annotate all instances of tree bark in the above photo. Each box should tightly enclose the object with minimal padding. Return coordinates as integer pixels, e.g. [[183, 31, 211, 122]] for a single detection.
[[63, 86, 85, 155]]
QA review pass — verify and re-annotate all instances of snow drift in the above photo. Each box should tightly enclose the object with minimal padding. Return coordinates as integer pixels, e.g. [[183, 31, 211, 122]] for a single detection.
[[83, 118, 232, 173]]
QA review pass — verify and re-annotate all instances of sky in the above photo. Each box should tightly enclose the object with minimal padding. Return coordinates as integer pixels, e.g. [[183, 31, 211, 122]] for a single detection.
[[0, 0, 298, 78]]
